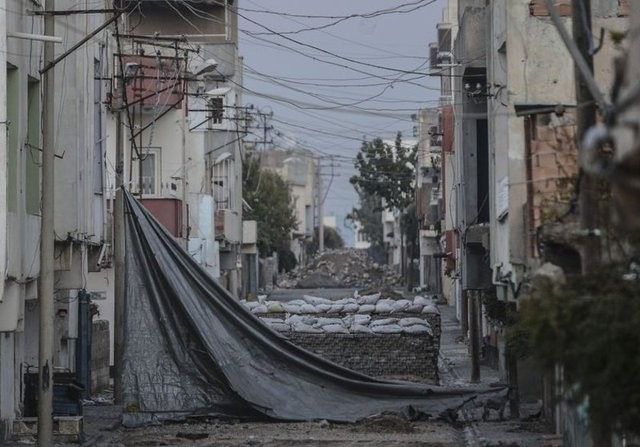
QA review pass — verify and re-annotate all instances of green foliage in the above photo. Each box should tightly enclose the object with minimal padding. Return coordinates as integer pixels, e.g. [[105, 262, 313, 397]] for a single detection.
[[349, 132, 417, 211], [243, 156, 298, 256], [514, 265, 640, 437], [277, 244, 297, 273], [307, 225, 345, 256]]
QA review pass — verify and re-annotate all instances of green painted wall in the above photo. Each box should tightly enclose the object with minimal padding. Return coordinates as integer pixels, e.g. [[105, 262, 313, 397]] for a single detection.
[[26, 79, 41, 215], [6, 68, 18, 212]]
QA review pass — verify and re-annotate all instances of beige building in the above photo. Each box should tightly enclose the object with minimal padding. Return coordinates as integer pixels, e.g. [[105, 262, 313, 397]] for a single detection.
[[259, 147, 316, 263], [0, 0, 108, 436]]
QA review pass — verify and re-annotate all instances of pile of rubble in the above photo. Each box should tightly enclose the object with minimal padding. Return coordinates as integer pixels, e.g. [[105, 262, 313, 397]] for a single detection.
[[277, 249, 402, 289]]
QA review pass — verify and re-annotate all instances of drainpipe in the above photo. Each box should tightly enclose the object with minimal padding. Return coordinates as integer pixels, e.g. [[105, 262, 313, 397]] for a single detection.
[[0, 0, 7, 310]]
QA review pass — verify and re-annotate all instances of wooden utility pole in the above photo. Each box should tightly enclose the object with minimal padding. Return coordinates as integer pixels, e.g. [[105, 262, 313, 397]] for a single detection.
[[317, 158, 324, 252], [572, 0, 601, 274], [113, 52, 125, 405], [469, 290, 481, 383], [38, 0, 55, 443]]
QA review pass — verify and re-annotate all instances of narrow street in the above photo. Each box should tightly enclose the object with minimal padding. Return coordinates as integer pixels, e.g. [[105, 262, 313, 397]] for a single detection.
[[4, 290, 556, 447]]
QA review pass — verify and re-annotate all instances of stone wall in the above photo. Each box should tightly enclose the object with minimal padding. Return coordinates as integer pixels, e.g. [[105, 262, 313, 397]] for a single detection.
[[91, 320, 110, 394], [286, 332, 439, 384]]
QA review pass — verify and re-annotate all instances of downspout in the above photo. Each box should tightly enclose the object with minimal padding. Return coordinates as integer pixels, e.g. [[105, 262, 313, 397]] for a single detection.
[[0, 0, 7, 303]]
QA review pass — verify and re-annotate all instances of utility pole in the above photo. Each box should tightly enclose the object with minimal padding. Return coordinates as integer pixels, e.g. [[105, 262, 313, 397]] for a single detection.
[[113, 41, 125, 405], [317, 158, 324, 252], [572, 0, 600, 274], [38, 0, 55, 443], [469, 290, 481, 383], [181, 54, 189, 249]]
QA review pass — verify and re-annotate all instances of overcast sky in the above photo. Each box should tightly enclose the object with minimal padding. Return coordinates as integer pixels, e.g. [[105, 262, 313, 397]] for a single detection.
[[237, 0, 445, 245]]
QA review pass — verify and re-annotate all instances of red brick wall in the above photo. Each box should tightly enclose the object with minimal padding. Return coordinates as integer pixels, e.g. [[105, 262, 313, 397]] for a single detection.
[[442, 105, 454, 153], [529, 0, 571, 16], [529, 0, 628, 17], [527, 112, 578, 233]]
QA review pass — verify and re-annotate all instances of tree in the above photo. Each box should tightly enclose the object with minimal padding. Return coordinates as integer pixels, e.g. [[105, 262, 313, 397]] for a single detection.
[[307, 225, 345, 256], [349, 132, 417, 281], [242, 156, 298, 256], [349, 132, 417, 211], [346, 190, 383, 247]]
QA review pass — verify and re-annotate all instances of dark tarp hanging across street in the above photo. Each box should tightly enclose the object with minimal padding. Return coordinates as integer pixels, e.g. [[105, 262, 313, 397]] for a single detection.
[[122, 190, 507, 426]]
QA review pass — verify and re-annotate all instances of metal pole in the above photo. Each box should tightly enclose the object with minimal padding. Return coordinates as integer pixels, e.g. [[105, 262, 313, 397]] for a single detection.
[[571, 0, 600, 274], [469, 290, 481, 383], [38, 0, 55, 442], [113, 87, 125, 404], [317, 159, 324, 252], [39, 13, 120, 75], [181, 73, 189, 248]]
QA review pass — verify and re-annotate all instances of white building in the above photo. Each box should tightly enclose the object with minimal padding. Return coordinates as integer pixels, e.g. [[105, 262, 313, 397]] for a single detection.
[[1, 0, 108, 437]]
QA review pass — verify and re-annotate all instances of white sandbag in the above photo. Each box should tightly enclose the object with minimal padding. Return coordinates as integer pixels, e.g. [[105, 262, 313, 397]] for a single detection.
[[357, 293, 381, 305], [243, 301, 261, 311], [374, 301, 394, 314], [287, 299, 307, 306], [343, 303, 359, 313], [283, 304, 301, 314], [421, 304, 440, 314], [402, 324, 433, 335], [350, 324, 372, 333], [251, 304, 268, 314], [413, 295, 431, 306], [257, 294, 267, 303], [390, 299, 411, 312], [269, 322, 291, 332], [260, 317, 286, 325], [357, 304, 376, 314], [327, 304, 344, 314], [266, 302, 285, 313], [300, 303, 319, 314], [314, 317, 344, 327], [291, 322, 324, 333], [322, 324, 349, 334], [352, 314, 371, 326], [371, 324, 403, 334], [405, 304, 424, 313], [287, 315, 316, 326], [334, 298, 357, 305], [398, 317, 430, 327], [303, 295, 332, 306], [315, 304, 332, 313], [370, 318, 398, 327]]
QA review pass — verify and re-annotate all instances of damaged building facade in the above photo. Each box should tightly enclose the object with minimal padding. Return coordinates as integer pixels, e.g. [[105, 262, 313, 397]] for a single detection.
[[0, 0, 110, 437], [423, 0, 629, 438]]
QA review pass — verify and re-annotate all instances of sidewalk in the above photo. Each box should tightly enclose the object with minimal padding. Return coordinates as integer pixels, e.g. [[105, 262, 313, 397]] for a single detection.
[[437, 304, 558, 447]]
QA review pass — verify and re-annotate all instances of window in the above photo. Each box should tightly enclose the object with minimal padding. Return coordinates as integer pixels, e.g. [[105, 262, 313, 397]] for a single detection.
[[139, 148, 160, 196], [212, 153, 233, 210], [209, 97, 224, 126]]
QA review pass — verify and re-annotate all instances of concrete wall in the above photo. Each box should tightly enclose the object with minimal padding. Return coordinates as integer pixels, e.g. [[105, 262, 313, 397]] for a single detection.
[[91, 320, 110, 393]]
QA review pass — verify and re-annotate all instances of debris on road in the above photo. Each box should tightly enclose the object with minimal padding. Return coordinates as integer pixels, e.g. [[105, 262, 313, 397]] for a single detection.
[[278, 249, 403, 288]]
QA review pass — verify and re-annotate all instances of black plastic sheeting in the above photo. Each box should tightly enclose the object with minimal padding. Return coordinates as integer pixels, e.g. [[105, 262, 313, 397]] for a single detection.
[[122, 190, 507, 426]]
